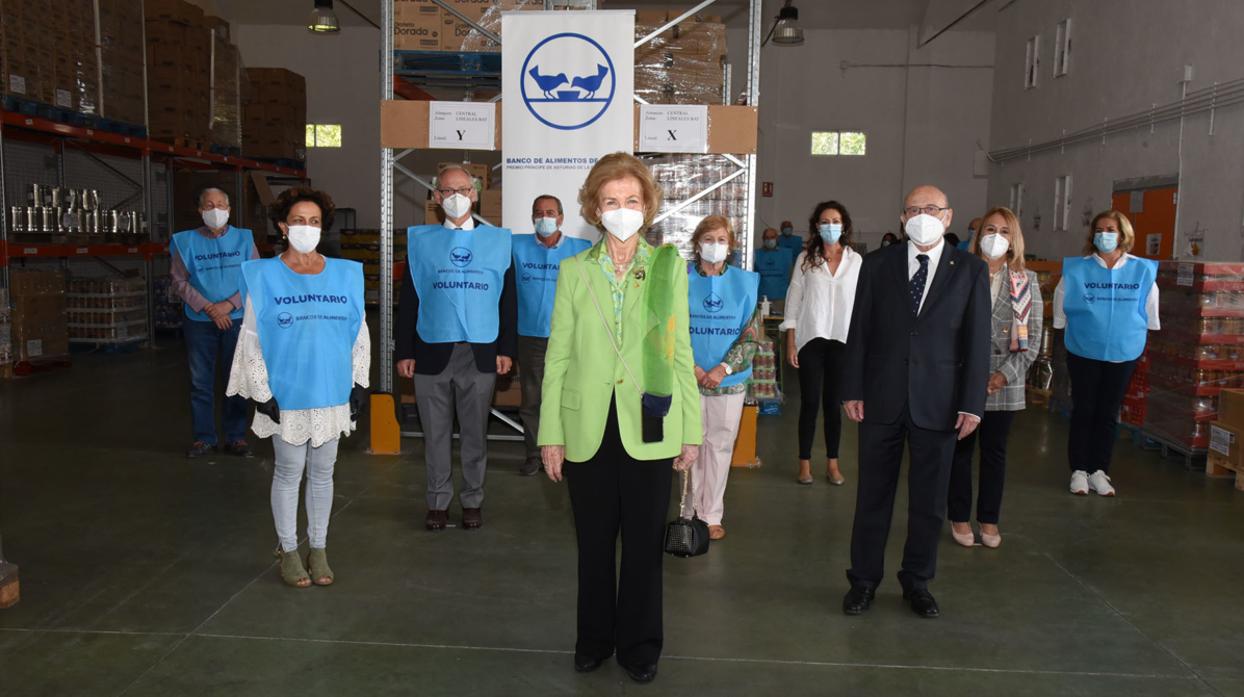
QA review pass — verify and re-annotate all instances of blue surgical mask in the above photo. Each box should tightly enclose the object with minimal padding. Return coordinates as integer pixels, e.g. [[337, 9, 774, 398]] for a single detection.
[[781, 226, 793, 236], [534, 216, 558, 237], [763, 238, 777, 250], [1094, 231, 1119, 253], [818, 222, 843, 244]]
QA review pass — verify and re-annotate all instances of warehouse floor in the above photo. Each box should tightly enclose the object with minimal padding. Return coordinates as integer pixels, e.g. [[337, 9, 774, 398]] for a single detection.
[[2, 345, 1243, 697]]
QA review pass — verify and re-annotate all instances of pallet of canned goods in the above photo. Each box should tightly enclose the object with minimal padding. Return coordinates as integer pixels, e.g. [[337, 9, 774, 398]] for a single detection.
[[65, 276, 149, 345]]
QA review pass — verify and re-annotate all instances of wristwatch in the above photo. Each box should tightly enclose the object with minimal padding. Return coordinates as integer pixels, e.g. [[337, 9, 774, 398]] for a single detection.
[[719, 362, 733, 375]]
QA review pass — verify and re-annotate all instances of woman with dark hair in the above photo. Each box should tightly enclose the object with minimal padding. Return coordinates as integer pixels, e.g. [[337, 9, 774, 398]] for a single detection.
[[227, 187, 370, 588], [781, 201, 862, 485]]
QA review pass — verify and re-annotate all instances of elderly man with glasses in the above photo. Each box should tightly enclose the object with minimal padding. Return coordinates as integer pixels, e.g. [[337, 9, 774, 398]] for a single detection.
[[396, 164, 518, 532], [839, 185, 991, 620]]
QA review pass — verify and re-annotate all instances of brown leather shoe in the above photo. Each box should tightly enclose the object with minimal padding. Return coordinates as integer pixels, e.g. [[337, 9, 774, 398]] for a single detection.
[[462, 507, 482, 530], [425, 509, 448, 531]]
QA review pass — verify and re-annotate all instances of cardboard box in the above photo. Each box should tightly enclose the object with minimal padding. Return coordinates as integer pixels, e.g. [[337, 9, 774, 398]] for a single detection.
[[1210, 422, 1243, 468], [1218, 389, 1244, 430], [394, 0, 441, 50], [380, 101, 758, 154]]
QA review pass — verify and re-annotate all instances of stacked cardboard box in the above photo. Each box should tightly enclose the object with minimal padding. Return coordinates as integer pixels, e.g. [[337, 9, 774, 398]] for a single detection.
[[393, 0, 587, 52], [1143, 262, 1244, 451], [8, 269, 68, 364], [99, 0, 147, 126], [341, 229, 407, 305], [645, 154, 748, 255], [243, 68, 307, 161], [210, 31, 243, 149], [635, 10, 727, 105], [1208, 389, 1244, 490], [0, 0, 100, 114], [394, 0, 443, 51], [145, 0, 212, 145], [0, 289, 10, 368]]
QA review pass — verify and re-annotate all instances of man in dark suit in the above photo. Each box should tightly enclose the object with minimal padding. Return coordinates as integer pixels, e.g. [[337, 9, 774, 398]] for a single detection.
[[396, 164, 518, 532], [841, 185, 990, 619]]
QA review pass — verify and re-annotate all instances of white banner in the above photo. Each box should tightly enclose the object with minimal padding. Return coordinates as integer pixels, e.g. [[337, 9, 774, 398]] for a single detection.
[[502, 10, 634, 241]]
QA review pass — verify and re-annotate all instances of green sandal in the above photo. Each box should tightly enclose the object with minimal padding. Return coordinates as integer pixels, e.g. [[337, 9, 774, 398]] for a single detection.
[[277, 548, 311, 588], [307, 547, 334, 586]]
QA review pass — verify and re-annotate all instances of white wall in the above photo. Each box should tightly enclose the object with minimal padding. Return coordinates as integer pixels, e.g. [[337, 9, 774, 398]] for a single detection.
[[987, 0, 1244, 261], [755, 26, 995, 248]]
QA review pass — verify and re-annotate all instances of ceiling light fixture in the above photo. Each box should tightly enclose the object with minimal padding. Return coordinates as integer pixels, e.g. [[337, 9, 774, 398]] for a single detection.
[[308, 0, 340, 33], [763, 0, 804, 47]]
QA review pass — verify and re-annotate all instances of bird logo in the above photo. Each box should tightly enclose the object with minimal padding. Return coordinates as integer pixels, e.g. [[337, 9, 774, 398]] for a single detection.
[[277, 312, 294, 328], [450, 247, 474, 268], [703, 293, 725, 313], [521, 32, 617, 131]]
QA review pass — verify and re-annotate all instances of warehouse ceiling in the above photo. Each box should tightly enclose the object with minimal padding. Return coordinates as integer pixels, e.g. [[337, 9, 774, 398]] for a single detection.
[[199, 0, 997, 33]]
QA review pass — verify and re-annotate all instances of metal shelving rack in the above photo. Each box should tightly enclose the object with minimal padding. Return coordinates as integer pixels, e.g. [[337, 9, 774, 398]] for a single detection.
[[376, 0, 763, 404], [0, 109, 306, 356]]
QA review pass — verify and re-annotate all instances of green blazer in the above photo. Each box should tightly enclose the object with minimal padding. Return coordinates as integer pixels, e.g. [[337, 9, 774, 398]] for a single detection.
[[538, 242, 702, 462]]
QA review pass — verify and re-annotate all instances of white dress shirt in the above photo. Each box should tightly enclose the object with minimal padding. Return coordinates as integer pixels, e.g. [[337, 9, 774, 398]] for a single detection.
[[1052, 253, 1161, 331], [780, 247, 862, 352], [990, 267, 1005, 306], [446, 216, 476, 231], [907, 239, 946, 314]]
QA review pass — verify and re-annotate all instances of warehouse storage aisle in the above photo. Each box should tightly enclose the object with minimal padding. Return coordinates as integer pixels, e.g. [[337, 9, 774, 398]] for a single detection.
[[1, 346, 1242, 696]]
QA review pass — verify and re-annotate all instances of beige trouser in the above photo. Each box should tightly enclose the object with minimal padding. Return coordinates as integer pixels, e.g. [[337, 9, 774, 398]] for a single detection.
[[692, 392, 746, 526]]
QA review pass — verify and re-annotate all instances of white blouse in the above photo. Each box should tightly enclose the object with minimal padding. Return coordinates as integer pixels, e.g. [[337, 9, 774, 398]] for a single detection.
[[226, 297, 371, 447], [780, 247, 862, 352]]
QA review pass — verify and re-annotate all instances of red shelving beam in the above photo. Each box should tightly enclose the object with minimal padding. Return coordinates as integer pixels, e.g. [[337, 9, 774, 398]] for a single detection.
[[0, 110, 306, 177], [0, 240, 168, 266]]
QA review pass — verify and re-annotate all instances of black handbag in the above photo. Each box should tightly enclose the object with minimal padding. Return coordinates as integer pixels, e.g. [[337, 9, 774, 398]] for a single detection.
[[664, 470, 710, 558]]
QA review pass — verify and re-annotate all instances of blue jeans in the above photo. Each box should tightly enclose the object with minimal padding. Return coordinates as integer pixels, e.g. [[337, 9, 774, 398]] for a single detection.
[[184, 317, 249, 445]]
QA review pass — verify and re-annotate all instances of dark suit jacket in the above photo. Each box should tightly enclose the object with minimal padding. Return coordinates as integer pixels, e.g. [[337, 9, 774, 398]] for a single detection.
[[842, 242, 991, 431], [395, 259, 518, 376]]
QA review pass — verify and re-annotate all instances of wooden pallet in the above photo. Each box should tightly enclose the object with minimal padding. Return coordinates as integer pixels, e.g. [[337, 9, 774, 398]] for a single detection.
[[1205, 451, 1244, 491]]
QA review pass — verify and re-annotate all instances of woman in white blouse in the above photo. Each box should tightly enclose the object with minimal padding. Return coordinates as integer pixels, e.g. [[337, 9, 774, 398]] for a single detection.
[[781, 201, 862, 485], [1052, 210, 1158, 498], [227, 188, 371, 588]]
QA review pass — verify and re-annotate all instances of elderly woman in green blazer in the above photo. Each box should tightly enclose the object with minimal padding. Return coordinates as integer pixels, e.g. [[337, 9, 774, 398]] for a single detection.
[[539, 152, 701, 685]]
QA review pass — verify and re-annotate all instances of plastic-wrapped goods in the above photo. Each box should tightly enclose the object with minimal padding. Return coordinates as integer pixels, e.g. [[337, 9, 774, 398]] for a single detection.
[[9, 269, 68, 362], [243, 68, 307, 161], [66, 277, 148, 344], [433, 0, 593, 52], [0, 0, 98, 114], [635, 12, 728, 105], [210, 36, 243, 149], [1140, 262, 1244, 450], [643, 154, 749, 260], [146, 0, 213, 144], [747, 339, 783, 407]]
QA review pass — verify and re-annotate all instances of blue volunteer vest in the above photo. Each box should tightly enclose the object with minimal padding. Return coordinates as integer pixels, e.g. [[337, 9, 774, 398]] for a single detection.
[[172, 226, 253, 321], [778, 234, 803, 258], [1061, 255, 1157, 362], [407, 224, 512, 344], [754, 247, 794, 300], [241, 257, 364, 410], [512, 233, 591, 338], [688, 265, 760, 388]]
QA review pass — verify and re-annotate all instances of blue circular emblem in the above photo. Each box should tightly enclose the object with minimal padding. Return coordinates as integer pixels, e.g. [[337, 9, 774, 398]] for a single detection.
[[277, 312, 294, 328], [450, 247, 474, 268], [703, 293, 724, 313], [520, 32, 616, 131]]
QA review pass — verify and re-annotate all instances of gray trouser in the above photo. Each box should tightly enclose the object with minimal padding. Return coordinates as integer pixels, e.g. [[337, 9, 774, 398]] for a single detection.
[[517, 335, 548, 460], [271, 436, 339, 553], [414, 343, 497, 510]]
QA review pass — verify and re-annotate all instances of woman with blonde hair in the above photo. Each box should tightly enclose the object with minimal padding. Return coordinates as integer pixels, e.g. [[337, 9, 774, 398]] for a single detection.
[[948, 207, 1043, 548], [1053, 210, 1159, 498], [539, 152, 700, 684], [686, 215, 762, 541]]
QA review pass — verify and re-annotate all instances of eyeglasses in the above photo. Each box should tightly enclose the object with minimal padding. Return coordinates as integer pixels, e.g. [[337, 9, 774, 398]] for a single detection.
[[436, 187, 474, 197], [903, 205, 949, 217]]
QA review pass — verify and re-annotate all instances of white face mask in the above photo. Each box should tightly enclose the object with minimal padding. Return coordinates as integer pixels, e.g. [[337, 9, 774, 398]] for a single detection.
[[600, 208, 644, 242], [699, 241, 728, 264], [286, 225, 321, 253], [904, 213, 945, 246], [441, 193, 473, 220], [201, 208, 229, 229], [979, 233, 1010, 259], [534, 216, 558, 237]]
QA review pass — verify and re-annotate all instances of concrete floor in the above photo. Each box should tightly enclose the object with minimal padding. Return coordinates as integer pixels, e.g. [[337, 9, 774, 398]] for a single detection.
[[1, 345, 1243, 697]]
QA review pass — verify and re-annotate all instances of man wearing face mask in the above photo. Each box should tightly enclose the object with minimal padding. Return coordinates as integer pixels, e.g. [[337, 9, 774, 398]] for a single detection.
[[396, 164, 518, 531], [840, 185, 990, 620], [962, 217, 982, 251], [171, 187, 260, 459], [754, 227, 794, 302], [777, 219, 803, 258], [511, 195, 591, 476]]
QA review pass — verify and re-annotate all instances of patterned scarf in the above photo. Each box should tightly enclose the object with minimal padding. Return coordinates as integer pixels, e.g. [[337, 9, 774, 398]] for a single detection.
[[1008, 268, 1032, 352]]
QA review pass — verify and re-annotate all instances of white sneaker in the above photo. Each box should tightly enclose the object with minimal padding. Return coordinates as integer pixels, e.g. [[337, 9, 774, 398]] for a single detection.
[[1070, 470, 1089, 495], [1087, 470, 1115, 497]]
